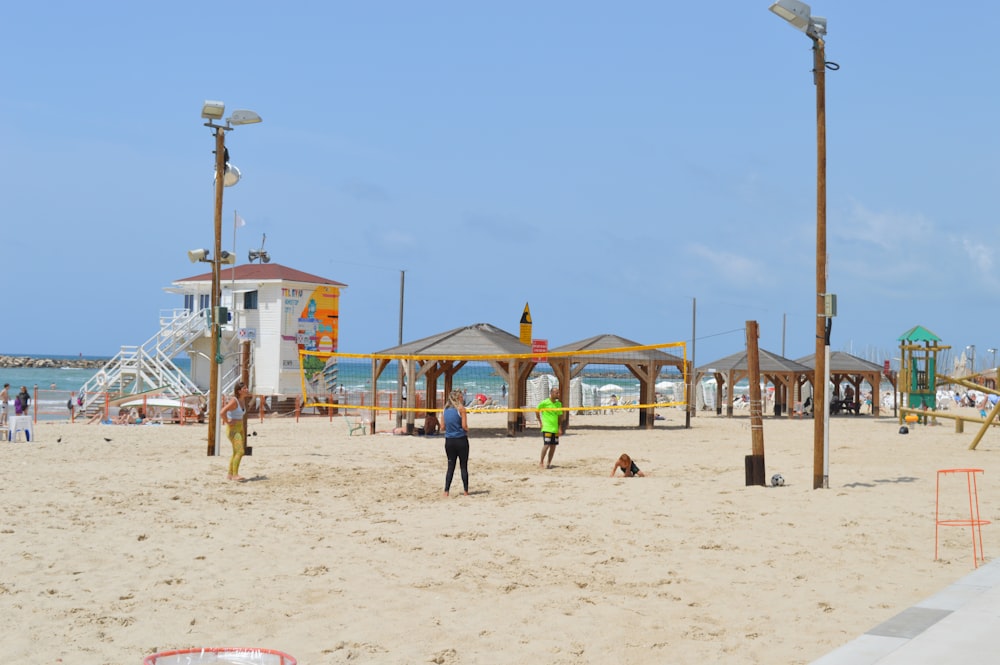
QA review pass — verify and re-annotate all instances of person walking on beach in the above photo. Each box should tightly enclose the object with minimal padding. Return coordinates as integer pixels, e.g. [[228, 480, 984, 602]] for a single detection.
[[537, 386, 563, 469], [0, 383, 9, 426], [442, 389, 470, 497], [222, 381, 250, 481]]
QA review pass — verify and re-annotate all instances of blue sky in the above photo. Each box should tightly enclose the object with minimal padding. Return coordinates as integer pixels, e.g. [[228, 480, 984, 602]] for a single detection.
[[2, 1, 997, 372]]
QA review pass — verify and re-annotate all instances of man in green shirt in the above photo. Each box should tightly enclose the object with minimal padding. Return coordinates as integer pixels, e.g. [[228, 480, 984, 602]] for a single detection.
[[536, 386, 563, 469]]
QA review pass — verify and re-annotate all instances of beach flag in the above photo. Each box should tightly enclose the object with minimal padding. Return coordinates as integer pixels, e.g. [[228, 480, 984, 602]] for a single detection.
[[235, 212, 247, 228]]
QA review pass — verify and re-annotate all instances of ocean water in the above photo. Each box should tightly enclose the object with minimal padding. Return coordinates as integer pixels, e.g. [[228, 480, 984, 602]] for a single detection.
[[0, 354, 191, 422], [2, 353, 689, 419]]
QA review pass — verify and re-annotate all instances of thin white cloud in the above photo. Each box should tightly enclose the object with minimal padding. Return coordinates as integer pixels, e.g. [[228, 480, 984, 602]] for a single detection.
[[686, 243, 767, 287], [961, 236, 994, 275], [838, 201, 933, 250], [838, 200, 998, 289]]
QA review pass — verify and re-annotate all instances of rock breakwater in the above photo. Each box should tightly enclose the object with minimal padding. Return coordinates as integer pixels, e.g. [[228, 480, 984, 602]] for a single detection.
[[0, 355, 108, 369]]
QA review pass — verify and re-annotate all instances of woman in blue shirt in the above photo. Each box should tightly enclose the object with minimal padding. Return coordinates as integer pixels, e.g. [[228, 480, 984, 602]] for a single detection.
[[442, 389, 470, 496]]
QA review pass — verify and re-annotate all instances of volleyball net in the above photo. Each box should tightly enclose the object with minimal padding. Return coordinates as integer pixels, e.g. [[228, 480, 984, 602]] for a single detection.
[[296, 341, 689, 417]]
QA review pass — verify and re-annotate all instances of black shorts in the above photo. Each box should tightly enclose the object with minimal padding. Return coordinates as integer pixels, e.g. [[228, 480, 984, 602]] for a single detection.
[[542, 432, 559, 446]]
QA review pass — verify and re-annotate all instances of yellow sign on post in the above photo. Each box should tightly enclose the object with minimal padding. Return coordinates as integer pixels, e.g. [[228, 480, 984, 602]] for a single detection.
[[519, 303, 532, 344]]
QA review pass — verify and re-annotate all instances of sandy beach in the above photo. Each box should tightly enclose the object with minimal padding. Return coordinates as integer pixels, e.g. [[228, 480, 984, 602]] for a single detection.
[[2, 408, 1000, 664]]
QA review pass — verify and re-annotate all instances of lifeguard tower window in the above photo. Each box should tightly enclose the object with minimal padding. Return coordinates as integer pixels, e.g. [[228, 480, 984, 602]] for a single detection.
[[199, 294, 210, 311], [243, 291, 258, 310], [184, 294, 195, 313]]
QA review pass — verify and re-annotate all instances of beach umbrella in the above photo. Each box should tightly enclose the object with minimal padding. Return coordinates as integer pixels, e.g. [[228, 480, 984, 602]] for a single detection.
[[599, 384, 623, 393]]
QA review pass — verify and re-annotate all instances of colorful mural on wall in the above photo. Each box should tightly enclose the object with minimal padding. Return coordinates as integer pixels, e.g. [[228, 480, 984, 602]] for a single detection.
[[282, 285, 340, 393]]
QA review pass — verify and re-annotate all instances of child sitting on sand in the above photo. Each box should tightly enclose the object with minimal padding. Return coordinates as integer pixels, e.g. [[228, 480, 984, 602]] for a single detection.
[[611, 453, 645, 477], [418, 412, 440, 436]]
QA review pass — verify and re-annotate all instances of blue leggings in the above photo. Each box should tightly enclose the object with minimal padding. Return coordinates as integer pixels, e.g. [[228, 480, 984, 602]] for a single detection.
[[444, 436, 470, 492]]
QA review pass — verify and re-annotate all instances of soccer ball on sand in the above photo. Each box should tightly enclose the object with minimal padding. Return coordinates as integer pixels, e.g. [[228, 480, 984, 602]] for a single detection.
[[771, 473, 785, 487]]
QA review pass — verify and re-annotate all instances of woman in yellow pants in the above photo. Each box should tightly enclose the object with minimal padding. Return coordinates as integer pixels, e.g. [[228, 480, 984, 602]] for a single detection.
[[222, 381, 250, 481]]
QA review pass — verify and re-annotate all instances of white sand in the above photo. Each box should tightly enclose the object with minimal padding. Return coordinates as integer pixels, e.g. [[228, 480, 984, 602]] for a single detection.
[[2, 408, 999, 664]]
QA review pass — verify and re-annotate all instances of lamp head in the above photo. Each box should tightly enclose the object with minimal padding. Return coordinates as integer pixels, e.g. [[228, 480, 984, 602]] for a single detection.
[[769, 0, 811, 31], [228, 109, 262, 126], [188, 248, 209, 263], [223, 163, 241, 187], [214, 163, 241, 187], [201, 100, 225, 120]]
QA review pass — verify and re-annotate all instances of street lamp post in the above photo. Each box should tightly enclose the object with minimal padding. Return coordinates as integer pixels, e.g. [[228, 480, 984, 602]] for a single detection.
[[200, 101, 261, 457], [988, 348, 997, 369], [769, 0, 831, 489], [966, 345, 976, 376]]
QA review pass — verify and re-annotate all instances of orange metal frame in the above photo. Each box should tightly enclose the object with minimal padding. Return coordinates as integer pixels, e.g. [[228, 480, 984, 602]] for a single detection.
[[935, 468, 990, 568]]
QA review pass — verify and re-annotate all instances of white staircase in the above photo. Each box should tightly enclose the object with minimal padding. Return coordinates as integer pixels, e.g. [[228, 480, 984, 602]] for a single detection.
[[78, 309, 209, 412]]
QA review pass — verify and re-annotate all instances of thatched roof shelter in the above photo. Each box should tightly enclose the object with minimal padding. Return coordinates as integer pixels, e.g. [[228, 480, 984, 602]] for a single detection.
[[696, 349, 810, 418], [551, 334, 689, 429], [382, 322, 530, 357], [372, 326, 688, 434], [373, 323, 530, 434], [795, 351, 889, 416]]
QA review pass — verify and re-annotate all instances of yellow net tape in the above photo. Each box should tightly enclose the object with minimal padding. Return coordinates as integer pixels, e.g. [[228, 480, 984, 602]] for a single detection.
[[296, 342, 688, 416]]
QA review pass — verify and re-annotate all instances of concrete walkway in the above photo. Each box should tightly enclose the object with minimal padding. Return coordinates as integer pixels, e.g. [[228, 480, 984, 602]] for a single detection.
[[811, 558, 1000, 663]]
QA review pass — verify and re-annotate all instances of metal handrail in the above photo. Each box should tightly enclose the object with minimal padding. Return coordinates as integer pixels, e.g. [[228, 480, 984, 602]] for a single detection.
[[78, 309, 213, 412]]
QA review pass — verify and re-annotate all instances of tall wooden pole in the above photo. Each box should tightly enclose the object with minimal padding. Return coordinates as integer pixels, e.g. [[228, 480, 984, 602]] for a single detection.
[[745, 320, 766, 486], [208, 125, 226, 457], [686, 297, 695, 428], [396, 269, 405, 428], [812, 35, 828, 489]]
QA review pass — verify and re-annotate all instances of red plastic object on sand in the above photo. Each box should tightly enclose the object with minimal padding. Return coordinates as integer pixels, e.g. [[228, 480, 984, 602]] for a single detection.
[[143, 647, 296, 665]]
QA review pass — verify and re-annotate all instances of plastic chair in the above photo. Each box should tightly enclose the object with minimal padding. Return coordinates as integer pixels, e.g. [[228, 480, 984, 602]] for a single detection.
[[344, 414, 366, 436], [10, 415, 31, 441]]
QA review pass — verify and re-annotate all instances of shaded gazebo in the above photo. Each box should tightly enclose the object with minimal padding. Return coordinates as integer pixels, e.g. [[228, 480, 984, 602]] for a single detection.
[[372, 325, 689, 435], [550, 334, 688, 430], [795, 351, 889, 417], [696, 349, 810, 417], [372, 323, 531, 434]]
